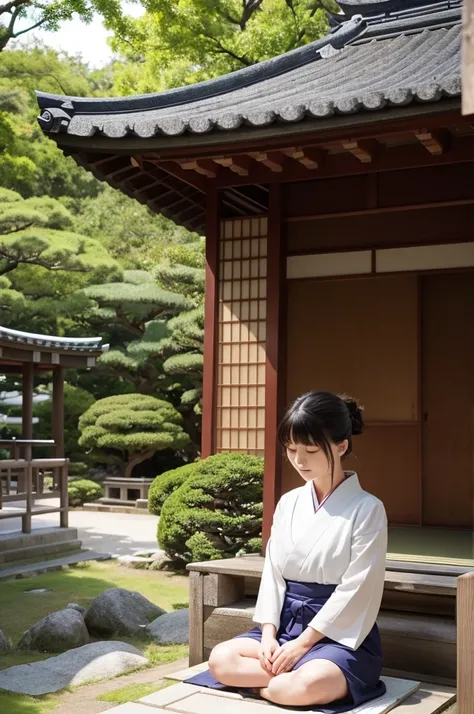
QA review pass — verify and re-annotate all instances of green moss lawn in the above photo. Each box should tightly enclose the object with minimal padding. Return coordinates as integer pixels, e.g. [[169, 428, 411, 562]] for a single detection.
[[0, 560, 189, 713]]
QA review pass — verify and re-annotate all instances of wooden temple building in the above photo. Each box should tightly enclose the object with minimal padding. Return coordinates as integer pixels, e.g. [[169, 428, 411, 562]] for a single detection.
[[36, 0, 474, 706], [0, 326, 105, 570]]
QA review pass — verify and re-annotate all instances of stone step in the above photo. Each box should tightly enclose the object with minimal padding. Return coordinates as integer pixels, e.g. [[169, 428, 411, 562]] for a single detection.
[[81, 502, 150, 515], [0, 526, 79, 553], [0, 539, 82, 565], [201, 600, 456, 684], [125, 671, 455, 714], [0, 549, 112, 580]]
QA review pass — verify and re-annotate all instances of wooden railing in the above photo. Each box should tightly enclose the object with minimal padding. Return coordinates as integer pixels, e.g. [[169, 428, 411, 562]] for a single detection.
[[0, 457, 69, 533], [457, 571, 474, 714]]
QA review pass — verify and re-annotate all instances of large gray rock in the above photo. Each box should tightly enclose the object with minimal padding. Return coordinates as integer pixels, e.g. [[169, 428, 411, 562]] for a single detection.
[[67, 603, 86, 616], [0, 641, 148, 695], [146, 608, 188, 644], [84, 587, 165, 637], [18, 609, 90, 653], [0, 629, 10, 652]]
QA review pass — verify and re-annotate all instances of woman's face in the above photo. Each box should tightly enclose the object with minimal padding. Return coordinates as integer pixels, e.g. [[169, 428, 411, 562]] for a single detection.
[[286, 439, 348, 482]]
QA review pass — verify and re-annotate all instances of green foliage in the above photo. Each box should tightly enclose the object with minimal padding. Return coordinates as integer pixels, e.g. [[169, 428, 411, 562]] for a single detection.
[[33, 384, 96, 462], [158, 453, 263, 564], [97, 681, 173, 704], [0, 191, 122, 331], [0, 0, 134, 52], [148, 462, 198, 515], [78, 394, 190, 478], [68, 478, 104, 507], [111, 0, 338, 94], [72, 185, 195, 269]]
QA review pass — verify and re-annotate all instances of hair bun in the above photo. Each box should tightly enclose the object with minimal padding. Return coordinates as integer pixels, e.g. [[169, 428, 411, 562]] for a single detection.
[[339, 394, 365, 436]]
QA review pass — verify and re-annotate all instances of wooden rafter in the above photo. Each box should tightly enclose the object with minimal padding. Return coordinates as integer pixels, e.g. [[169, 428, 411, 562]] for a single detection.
[[342, 139, 379, 163], [153, 160, 208, 191], [414, 129, 450, 156]]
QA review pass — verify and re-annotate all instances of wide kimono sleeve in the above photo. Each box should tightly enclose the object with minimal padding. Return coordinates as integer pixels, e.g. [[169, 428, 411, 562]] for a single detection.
[[252, 495, 287, 630], [308, 500, 388, 650]]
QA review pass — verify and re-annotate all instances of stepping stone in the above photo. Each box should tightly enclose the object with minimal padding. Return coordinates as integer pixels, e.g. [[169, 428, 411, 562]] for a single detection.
[[114, 672, 455, 714], [100, 705, 167, 713]]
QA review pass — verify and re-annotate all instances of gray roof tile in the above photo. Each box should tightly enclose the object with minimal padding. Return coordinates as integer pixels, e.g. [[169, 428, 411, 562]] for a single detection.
[[36, 1, 462, 143]]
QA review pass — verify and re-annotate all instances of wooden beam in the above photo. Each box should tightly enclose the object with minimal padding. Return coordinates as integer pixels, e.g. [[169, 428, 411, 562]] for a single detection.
[[415, 129, 450, 155], [201, 188, 219, 458], [457, 571, 474, 714], [213, 155, 252, 176], [342, 139, 379, 163], [52, 367, 64, 458], [22, 362, 34, 444], [282, 146, 325, 169], [151, 160, 208, 192], [214, 135, 474, 189], [286, 197, 474, 223], [463, 0, 474, 115], [179, 159, 218, 178], [250, 150, 286, 172], [263, 184, 285, 549]]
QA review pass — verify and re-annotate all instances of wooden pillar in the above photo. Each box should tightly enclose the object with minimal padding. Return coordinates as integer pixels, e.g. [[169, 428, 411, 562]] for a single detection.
[[262, 183, 286, 547], [462, 0, 474, 115], [22, 362, 34, 444], [21, 362, 34, 495], [457, 571, 474, 714], [52, 366, 65, 457], [201, 187, 220, 458]]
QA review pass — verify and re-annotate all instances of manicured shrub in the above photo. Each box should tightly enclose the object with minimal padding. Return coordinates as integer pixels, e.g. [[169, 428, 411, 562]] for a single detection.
[[148, 462, 198, 516], [68, 479, 104, 507], [158, 452, 263, 565]]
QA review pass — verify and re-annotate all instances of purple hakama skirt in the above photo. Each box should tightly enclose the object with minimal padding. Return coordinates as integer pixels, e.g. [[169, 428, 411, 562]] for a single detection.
[[184, 580, 386, 712]]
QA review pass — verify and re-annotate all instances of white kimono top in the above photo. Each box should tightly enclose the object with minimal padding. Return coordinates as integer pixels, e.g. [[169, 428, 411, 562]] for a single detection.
[[253, 472, 388, 651]]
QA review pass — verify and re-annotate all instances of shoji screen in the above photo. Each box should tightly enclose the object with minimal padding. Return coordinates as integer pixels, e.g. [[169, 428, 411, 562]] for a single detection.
[[216, 217, 268, 456]]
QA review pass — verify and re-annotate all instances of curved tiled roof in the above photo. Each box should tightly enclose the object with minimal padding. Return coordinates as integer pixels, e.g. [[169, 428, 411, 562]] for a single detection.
[[36, 1, 461, 142], [0, 326, 105, 352]]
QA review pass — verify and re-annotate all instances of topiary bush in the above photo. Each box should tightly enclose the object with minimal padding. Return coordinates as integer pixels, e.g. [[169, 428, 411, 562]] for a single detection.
[[68, 479, 104, 507], [158, 452, 263, 565], [148, 462, 198, 516]]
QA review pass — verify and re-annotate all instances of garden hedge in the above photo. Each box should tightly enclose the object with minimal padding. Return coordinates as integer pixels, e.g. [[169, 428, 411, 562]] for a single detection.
[[158, 452, 263, 565], [148, 462, 198, 516]]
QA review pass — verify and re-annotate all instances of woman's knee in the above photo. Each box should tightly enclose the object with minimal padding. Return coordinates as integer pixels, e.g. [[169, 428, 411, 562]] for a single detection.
[[267, 669, 324, 706], [208, 642, 238, 679]]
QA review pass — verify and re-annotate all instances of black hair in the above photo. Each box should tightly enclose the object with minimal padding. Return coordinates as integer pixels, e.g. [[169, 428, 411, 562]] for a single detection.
[[277, 391, 365, 484]]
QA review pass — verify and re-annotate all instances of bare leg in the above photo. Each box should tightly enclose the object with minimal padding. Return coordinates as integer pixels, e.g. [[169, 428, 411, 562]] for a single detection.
[[208, 638, 276, 689], [260, 659, 349, 707]]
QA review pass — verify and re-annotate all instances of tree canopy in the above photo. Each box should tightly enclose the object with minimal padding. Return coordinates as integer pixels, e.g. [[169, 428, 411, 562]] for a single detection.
[[111, 0, 338, 93]]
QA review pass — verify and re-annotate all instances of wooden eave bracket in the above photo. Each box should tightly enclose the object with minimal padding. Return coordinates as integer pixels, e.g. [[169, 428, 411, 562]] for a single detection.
[[249, 150, 286, 172], [281, 146, 326, 169], [213, 155, 252, 176], [179, 159, 219, 178], [414, 129, 451, 156], [342, 139, 379, 163]]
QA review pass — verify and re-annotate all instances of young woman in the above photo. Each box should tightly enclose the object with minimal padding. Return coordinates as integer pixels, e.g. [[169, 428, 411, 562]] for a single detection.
[[186, 391, 388, 712]]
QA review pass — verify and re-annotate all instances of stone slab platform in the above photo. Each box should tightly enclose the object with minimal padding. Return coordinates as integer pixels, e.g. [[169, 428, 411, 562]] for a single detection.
[[103, 663, 456, 714]]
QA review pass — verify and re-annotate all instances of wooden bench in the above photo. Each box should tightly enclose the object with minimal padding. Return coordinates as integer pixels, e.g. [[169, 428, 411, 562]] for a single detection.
[[187, 555, 462, 686]]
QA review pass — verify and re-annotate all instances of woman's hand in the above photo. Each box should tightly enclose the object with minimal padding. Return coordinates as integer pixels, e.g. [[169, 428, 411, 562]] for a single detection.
[[270, 638, 312, 675], [258, 635, 279, 673]]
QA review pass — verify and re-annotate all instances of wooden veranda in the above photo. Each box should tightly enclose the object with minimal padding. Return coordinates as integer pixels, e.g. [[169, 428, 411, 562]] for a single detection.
[[0, 326, 104, 539]]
